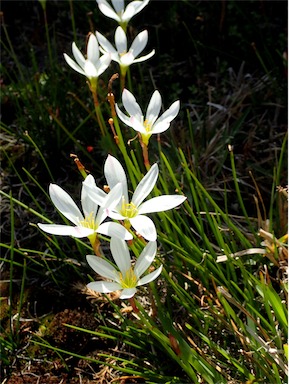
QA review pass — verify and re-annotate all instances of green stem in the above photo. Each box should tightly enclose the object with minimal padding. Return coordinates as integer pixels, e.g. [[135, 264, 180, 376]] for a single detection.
[[91, 88, 106, 137]]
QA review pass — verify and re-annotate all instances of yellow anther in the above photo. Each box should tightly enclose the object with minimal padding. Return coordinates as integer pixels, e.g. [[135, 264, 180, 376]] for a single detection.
[[144, 119, 152, 132], [79, 212, 97, 230], [119, 268, 138, 288], [120, 198, 138, 218]]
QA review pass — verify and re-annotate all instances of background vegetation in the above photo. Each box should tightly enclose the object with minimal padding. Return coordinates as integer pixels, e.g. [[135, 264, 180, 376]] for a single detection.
[[1, 0, 287, 383]]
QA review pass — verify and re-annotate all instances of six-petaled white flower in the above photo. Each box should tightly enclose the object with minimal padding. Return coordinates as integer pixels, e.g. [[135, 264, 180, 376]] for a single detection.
[[96, 27, 154, 78], [37, 175, 133, 248], [96, 0, 150, 30], [63, 33, 111, 90], [116, 88, 180, 145], [86, 237, 162, 299], [83, 155, 187, 241]]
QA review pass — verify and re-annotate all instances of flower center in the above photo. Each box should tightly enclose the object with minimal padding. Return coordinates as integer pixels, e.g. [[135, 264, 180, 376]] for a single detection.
[[120, 198, 138, 218], [144, 119, 152, 132], [79, 212, 98, 230], [119, 268, 138, 289]]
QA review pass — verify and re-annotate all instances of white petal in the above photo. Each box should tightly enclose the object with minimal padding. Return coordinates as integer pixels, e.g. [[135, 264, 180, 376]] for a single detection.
[[49, 184, 83, 225], [84, 60, 98, 78], [138, 195, 187, 214], [71, 42, 85, 67], [150, 121, 170, 135], [81, 176, 98, 219], [138, 265, 163, 286], [95, 182, 122, 224], [131, 49, 155, 63], [97, 221, 133, 240], [122, 0, 150, 22], [82, 175, 106, 206], [87, 34, 99, 63], [130, 215, 156, 241], [122, 89, 143, 119], [86, 254, 118, 280], [145, 90, 162, 126], [95, 53, 111, 76], [110, 237, 131, 275], [128, 116, 147, 134], [152, 100, 180, 133], [37, 223, 94, 238], [119, 288, 137, 299], [134, 240, 156, 278], [102, 182, 122, 209], [104, 155, 128, 203], [111, 0, 124, 14], [123, 0, 150, 20], [63, 54, 85, 76], [87, 280, 121, 293], [131, 163, 158, 207], [106, 209, 126, 221], [129, 30, 148, 59], [115, 104, 135, 128], [119, 52, 134, 67], [115, 26, 127, 54], [96, 31, 117, 56], [97, 2, 121, 22]]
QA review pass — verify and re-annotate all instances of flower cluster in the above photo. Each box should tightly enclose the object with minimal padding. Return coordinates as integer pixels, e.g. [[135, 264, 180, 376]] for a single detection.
[[39, 0, 186, 304]]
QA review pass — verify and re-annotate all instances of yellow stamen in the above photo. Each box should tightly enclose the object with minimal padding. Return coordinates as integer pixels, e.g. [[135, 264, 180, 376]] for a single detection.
[[119, 268, 138, 288], [120, 197, 138, 218], [144, 119, 152, 132], [79, 212, 98, 230]]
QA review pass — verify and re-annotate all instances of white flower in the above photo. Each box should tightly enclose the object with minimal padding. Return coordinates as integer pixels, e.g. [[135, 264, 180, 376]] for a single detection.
[[96, 27, 154, 75], [84, 155, 187, 241], [63, 34, 111, 84], [96, 0, 150, 29], [86, 237, 162, 299], [116, 88, 180, 145], [38, 175, 133, 246]]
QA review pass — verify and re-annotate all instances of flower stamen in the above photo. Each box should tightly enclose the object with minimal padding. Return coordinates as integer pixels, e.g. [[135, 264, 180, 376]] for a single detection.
[[119, 268, 138, 288]]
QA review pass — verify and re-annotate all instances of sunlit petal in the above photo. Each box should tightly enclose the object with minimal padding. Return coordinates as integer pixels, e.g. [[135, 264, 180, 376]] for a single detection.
[[153, 100, 180, 132], [110, 237, 131, 275], [82, 175, 106, 206], [97, 221, 133, 240], [115, 104, 135, 127], [145, 90, 162, 126], [87, 280, 121, 293], [37, 223, 93, 238], [134, 241, 157, 278], [138, 195, 187, 214], [81, 175, 98, 219], [138, 265, 163, 286], [131, 163, 158, 207], [119, 287, 137, 299], [104, 155, 128, 203], [86, 255, 119, 281], [130, 215, 157, 241], [122, 88, 143, 118], [49, 183, 83, 225]]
